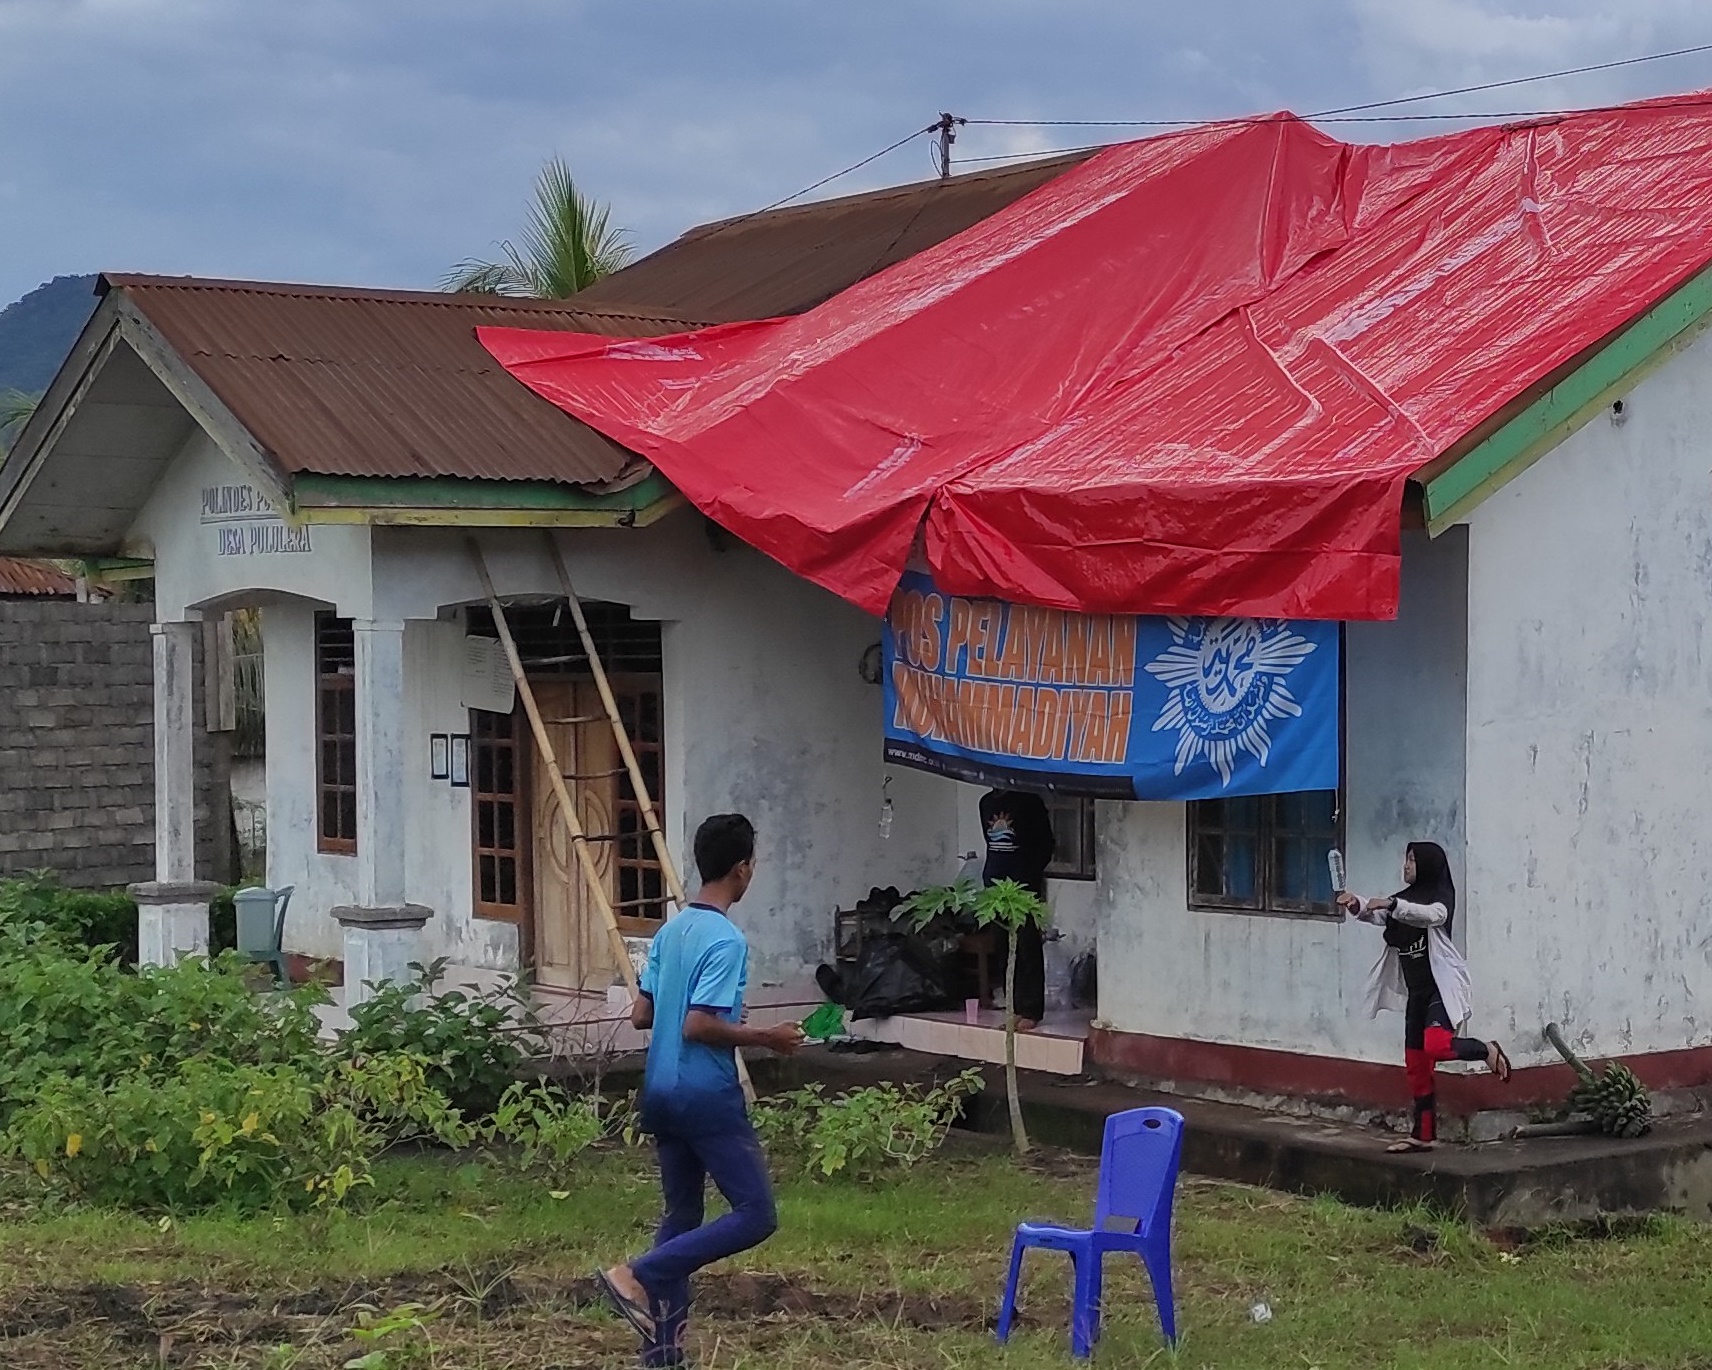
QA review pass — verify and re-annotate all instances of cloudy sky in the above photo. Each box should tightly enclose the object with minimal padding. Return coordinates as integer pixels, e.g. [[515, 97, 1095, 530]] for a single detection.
[[1, 0, 1709, 309]]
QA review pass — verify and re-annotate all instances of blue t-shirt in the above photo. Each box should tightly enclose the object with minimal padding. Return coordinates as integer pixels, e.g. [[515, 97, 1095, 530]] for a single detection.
[[639, 903, 749, 1134]]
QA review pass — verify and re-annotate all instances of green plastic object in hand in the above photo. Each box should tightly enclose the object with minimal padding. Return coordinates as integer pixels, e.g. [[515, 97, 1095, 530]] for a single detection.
[[800, 1001, 845, 1041]]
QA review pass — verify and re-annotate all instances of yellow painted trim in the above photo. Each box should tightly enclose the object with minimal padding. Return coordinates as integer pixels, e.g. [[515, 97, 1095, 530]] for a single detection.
[[296, 493, 685, 530]]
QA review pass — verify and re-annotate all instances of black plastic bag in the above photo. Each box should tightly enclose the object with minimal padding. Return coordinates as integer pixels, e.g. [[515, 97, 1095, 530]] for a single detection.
[[822, 931, 958, 1021]]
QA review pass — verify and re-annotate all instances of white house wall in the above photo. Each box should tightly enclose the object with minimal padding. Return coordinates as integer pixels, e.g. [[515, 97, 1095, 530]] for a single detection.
[[336, 518, 964, 984], [125, 429, 371, 621], [1464, 334, 1712, 1062], [1093, 532, 1470, 1064]]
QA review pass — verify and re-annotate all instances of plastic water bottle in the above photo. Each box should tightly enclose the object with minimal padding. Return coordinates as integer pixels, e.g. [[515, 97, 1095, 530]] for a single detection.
[[879, 797, 894, 840]]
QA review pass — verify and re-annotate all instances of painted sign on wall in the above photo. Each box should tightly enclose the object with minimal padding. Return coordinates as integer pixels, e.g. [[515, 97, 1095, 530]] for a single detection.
[[200, 484, 312, 556], [882, 570, 1340, 800]]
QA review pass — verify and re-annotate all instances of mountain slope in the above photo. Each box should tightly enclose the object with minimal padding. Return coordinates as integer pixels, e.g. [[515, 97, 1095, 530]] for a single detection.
[[0, 274, 99, 399]]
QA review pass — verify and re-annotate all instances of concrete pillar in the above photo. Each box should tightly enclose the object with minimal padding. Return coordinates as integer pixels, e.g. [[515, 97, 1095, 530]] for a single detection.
[[353, 620, 408, 909], [333, 903, 434, 1007], [152, 621, 199, 882], [130, 621, 216, 964], [336, 620, 431, 1002]]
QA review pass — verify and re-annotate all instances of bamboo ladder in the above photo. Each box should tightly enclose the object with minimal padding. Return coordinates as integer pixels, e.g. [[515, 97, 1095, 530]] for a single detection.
[[467, 538, 754, 1099]]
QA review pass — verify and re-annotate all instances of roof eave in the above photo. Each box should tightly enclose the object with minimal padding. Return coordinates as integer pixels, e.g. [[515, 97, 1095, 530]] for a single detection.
[[1422, 259, 1712, 532], [290, 469, 683, 529]]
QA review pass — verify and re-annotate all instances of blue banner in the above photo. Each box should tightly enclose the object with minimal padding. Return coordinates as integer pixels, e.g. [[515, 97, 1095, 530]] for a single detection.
[[883, 571, 1340, 800]]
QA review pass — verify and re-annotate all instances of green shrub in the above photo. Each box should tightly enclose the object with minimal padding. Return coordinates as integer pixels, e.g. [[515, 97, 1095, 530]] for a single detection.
[[0, 938, 327, 1132], [0, 873, 236, 963], [486, 1081, 604, 1182], [338, 959, 546, 1117], [10, 1052, 471, 1212], [752, 1069, 984, 1180]]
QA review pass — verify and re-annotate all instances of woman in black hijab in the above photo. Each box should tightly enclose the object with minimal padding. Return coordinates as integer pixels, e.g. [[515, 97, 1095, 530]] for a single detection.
[[1338, 841, 1511, 1151]]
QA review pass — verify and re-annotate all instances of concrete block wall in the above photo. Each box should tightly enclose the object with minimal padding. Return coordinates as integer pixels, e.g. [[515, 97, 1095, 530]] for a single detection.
[[0, 601, 220, 889]]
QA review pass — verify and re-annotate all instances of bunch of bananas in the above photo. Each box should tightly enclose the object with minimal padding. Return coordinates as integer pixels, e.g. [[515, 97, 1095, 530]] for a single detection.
[[1545, 1022, 1652, 1139]]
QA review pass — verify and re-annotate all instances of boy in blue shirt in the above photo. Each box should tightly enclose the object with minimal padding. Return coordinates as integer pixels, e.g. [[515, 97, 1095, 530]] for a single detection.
[[598, 813, 803, 1365]]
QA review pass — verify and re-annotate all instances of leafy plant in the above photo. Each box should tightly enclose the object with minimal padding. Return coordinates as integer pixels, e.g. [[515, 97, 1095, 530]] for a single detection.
[[338, 959, 546, 1116], [751, 1070, 983, 1180], [343, 1300, 441, 1369], [0, 872, 237, 964], [8, 1051, 472, 1213], [485, 1081, 603, 1182], [0, 932, 328, 1132], [897, 878, 1048, 1154]]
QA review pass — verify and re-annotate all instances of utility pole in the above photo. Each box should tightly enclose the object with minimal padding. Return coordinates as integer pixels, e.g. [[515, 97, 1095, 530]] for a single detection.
[[935, 112, 967, 179]]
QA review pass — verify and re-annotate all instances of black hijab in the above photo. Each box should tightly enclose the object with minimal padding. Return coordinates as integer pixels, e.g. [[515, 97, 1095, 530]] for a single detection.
[[1391, 840, 1456, 935]]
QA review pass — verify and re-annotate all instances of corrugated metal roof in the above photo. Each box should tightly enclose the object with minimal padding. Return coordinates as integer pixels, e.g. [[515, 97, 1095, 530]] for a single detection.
[[0, 557, 80, 596], [575, 152, 1094, 322], [104, 276, 706, 486], [89, 156, 1089, 490]]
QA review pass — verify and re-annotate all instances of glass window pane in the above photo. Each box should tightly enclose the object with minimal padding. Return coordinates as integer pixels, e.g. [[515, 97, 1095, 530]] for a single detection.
[[478, 800, 496, 849], [498, 857, 517, 907], [479, 854, 497, 903], [497, 802, 515, 851], [338, 791, 357, 841], [496, 746, 514, 795]]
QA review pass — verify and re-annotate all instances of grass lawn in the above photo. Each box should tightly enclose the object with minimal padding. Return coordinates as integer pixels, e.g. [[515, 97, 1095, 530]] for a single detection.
[[4, 1139, 1712, 1368]]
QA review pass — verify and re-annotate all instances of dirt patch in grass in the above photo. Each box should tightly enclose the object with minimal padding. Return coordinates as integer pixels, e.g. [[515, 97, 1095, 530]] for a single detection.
[[0, 1268, 996, 1367]]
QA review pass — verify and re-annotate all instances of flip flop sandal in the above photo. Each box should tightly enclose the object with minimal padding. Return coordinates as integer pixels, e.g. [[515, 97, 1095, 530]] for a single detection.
[[595, 1269, 656, 1341], [1386, 1138, 1437, 1153], [1490, 1044, 1513, 1083]]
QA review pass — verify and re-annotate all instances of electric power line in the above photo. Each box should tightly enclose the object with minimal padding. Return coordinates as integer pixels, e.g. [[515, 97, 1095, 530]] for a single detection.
[[711, 39, 1712, 227], [960, 38, 1712, 129], [754, 124, 938, 214]]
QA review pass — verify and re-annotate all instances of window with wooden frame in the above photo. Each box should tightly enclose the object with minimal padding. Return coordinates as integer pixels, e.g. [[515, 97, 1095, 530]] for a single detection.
[[472, 708, 527, 921], [1187, 631, 1345, 916], [612, 682, 669, 931], [314, 613, 357, 854], [1045, 794, 1097, 881], [1188, 790, 1342, 915]]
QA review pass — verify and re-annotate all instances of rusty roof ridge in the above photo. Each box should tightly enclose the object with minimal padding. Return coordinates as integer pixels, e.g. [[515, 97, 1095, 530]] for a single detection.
[[675, 149, 1098, 240], [99, 273, 711, 325]]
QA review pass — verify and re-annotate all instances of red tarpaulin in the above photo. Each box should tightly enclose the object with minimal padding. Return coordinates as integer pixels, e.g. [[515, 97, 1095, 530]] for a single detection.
[[482, 96, 1712, 620]]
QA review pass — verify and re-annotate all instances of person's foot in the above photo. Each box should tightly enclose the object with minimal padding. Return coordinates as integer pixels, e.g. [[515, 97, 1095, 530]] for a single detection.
[[596, 1266, 655, 1340], [1386, 1137, 1437, 1153], [1014, 1018, 1040, 1033], [1487, 1042, 1513, 1083]]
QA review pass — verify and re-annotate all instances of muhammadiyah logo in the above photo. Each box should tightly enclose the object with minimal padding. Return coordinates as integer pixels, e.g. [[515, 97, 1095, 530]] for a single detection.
[[1144, 618, 1318, 786]]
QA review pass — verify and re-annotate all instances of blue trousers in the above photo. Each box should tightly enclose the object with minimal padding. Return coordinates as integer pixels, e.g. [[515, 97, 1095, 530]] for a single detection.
[[632, 1120, 777, 1364]]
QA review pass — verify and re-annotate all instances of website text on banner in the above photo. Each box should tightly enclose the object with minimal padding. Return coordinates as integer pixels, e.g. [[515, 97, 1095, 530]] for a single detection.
[[882, 571, 1340, 801]]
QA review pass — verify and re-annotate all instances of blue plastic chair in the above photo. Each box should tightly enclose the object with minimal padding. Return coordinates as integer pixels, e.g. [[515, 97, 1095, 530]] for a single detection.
[[996, 1106, 1184, 1358]]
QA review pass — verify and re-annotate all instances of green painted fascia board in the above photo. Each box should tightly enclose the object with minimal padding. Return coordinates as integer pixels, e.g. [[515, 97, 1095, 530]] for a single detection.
[[1426, 263, 1712, 531], [292, 470, 678, 513]]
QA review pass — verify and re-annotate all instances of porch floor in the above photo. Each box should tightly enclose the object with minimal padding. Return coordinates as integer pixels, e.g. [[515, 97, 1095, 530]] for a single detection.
[[845, 1006, 1090, 1076]]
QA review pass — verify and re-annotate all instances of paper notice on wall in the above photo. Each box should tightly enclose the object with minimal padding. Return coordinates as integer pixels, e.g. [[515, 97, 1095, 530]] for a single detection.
[[461, 635, 516, 714]]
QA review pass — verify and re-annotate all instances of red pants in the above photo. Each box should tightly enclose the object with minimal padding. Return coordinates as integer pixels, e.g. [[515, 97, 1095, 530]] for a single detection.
[[1404, 998, 1489, 1142]]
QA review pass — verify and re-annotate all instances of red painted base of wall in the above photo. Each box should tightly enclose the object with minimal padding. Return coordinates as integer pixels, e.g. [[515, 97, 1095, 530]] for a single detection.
[[1087, 1026, 1712, 1118]]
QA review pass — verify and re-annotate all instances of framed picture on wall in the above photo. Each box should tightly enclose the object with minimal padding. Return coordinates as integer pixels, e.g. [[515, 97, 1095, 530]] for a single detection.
[[430, 733, 450, 781], [449, 734, 471, 787]]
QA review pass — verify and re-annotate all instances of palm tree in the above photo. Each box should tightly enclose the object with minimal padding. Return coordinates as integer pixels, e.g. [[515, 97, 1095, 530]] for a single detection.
[[1, 389, 38, 450], [443, 157, 634, 298]]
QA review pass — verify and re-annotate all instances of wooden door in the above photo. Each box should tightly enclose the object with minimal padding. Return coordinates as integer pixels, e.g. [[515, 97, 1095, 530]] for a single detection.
[[530, 681, 623, 992]]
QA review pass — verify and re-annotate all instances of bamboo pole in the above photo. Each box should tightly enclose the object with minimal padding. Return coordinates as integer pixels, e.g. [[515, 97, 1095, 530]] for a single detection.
[[546, 535, 689, 908], [467, 540, 638, 992], [544, 533, 755, 1102]]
